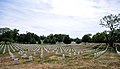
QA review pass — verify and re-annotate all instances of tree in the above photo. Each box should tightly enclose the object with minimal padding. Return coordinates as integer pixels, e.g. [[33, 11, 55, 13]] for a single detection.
[[63, 35, 71, 44], [30, 38, 36, 44], [38, 39, 41, 44], [82, 34, 91, 43], [50, 37, 56, 44], [100, 14, 120, 48], [18, 34, 25, 43], [13, 29, 19, 42], [2, 30, 14, 40], [34, 34, 39, 41], [40, 35, 46, 40], [54, 34, 64, 42], [75, 38, 81, 44], [43, 38, 49, 44], [2, 38, 14, 44], [92, 32, 106, 43]]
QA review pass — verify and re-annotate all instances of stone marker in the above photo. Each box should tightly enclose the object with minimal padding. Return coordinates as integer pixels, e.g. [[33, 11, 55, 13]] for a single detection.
[[24, 54, 27, 58], [52, 50, 55, 52], [62, 54, 65, 60], [56, 50, 58, 55], [69, 53, 72, 57], [10, 52, 15, 60], [34, 52, 36, 56], [14, 58, 18, 65], [74, 52, 76, 56], [78, 51, 80, 55], [40, 53, 43, 59], [29, 56, 33, 61]]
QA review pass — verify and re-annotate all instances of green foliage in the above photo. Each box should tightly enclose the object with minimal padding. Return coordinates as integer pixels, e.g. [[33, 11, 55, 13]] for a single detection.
[[100, 14, 120, 47], [54, 34, 66, 42], [38, 40, 41, 44], [50, 38, 56, 44], [43, 38, 49, 44], [40, 35, 46, 40], [75, 38, 81, 44], [18, 34, 25, 43], [82, 34, 91, 43], [92, 32, 106, 43], [63, 35, 71, 44], [2, 38, 14, 44], [30, 38, 36, 44]]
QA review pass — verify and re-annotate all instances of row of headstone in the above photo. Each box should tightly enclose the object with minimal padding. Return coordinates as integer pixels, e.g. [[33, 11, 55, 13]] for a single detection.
[[0, 44, 4, 52], [94, 46, 108, 58], [8, 45, 15, 60], [3, 45, 6, 54], [12, 44, 85, 64], [116, 46, 120, 56], [9, 45, 15, 52], [12, 44, 19, 51]]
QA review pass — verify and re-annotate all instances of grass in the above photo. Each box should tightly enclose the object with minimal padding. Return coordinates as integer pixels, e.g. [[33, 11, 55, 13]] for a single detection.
[[0, 45, 5, 54], [0, 44, 120, 69]]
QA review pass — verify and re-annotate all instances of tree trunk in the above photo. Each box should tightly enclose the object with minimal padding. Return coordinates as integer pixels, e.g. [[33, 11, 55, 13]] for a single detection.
[[109, 42, 113, 47]]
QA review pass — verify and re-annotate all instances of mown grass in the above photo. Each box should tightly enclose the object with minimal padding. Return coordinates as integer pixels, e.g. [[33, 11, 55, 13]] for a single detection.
[[0, 44, 120, 69]]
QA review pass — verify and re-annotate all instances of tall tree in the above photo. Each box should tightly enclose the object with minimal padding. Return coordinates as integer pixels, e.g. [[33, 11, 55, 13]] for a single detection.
[[100, 14, 120, 48], [82, 34, 91, 43], [13, 29, 19, 42], [75, 38, 81, 44], [63, 35, 71, 44], [92, 32, 106, 43]]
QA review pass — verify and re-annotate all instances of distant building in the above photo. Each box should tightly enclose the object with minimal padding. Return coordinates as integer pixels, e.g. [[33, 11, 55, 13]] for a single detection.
[[0, 27, 11, 35]]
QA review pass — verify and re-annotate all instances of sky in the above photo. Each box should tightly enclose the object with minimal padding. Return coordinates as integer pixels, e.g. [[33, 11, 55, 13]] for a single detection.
[[0, 0, 120, 38]]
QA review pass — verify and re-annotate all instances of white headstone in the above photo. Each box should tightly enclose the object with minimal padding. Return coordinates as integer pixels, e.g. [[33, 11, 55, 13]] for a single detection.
[[74, 52, 76, 56], [78, 51, 80, 55], [62, 54, 65, 60], [24, 54, 27, 58], [69, 53, 72, 57], [10, 52, 15, 60], [40, 53, 43, 59], [29, 56, 33, 61], [56, 50, 58, 55], [52, 50, 55, 52], [14, 58, 18, 64], [34, 52, 36, 56]]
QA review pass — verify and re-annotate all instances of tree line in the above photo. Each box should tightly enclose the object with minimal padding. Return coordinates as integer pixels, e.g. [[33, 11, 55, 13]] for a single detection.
[[0, 28, 120, 44], [0, 29, 81, 44]]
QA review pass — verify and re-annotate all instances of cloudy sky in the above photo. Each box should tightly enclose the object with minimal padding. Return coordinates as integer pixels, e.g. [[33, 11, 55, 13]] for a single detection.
[[0, 0, 120, 38]]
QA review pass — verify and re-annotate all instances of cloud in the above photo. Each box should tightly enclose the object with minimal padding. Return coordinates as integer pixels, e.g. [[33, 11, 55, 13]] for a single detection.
[[0, 0, 120, 38]]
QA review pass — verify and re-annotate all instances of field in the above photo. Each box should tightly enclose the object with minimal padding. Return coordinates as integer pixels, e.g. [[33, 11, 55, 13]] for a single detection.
[[0, 43, 120, 69]]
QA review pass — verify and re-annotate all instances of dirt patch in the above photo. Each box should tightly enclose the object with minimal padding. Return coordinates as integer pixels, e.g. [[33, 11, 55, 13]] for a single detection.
[[49, 56, 61, 60]]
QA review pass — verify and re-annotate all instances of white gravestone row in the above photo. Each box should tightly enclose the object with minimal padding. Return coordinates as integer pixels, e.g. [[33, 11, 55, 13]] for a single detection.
[[44, 47, 50, 53], [1, 44, 83, 64], [8, 45, 15, 60], [12, 45, 19, 51], [0, 44, 4, 52], [116, 47, 120, 56], [60, 48, 63, 53], [9, 45, 15, 52], [94, 46, 108, 58], [3, 45, 6, 54]]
